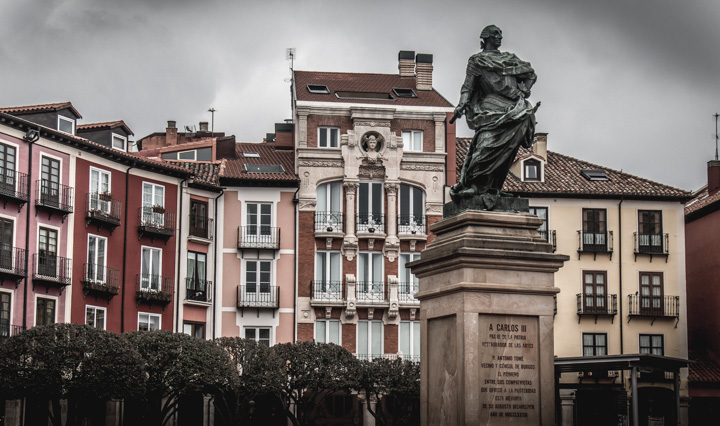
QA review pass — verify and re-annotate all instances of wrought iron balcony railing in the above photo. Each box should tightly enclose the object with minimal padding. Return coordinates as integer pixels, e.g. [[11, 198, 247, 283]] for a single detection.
[[634, 232, 669, 257], [186, 278, 213, 303], [0, 168, 29, 207], [0, 320, 25, 339], [577, 231, 613, 259], [32, 253, 72, 287], [237, 285, 279, 308], [237, 226, 280, 249], [399, 281, 419, 303], [356, 213, 385, 234], [35, 180, 74, 214], [138, 207, 176, 240], [628, 294, 679, 318], [81, 263, 120, 300], [576, 294, 618, 316], [135, 274, 173, 307], [86, 193, 121, 229], [538, 229, 557, 252], [189, 214, 213, 240], [357, 281, 385, 302], [314, 211, 344, 233], [398, 214, 427, 235], [356, 353, 420, 363], [311, 280, 344, 302], [0, 245, 26, 280]]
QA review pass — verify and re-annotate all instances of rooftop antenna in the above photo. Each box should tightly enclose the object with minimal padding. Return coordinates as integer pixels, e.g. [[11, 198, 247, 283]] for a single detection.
[[714, 113, 719, 161], [286, 48, 296, 70], [208, 108, 216, 133]]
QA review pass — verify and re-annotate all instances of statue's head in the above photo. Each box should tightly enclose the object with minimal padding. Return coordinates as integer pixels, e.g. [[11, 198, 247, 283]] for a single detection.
[[480, 25, 502, 50], [367, 135, 377, 150]]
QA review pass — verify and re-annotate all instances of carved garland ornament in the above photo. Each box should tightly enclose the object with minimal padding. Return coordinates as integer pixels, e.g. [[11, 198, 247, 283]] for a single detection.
[[401, 164, 444, 172], [298, 160, 344, 168], [354, 121, 391, 127]]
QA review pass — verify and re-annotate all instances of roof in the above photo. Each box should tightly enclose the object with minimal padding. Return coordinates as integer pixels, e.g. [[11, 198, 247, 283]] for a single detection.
[[688, 350, 720, 384], [0, 102, 82, 119], [77, 120, 134, 136], [685, 185, 720, 219], [456, 138, 691, 201], [555, 354, 689, 373], [294, 70, 453, 108], [219, 143, 298, 185], [166, 160, 221, 190]]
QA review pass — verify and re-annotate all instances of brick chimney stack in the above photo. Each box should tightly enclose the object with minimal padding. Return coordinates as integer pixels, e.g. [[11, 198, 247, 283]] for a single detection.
[[533, 133, 548, 159], [415, 53, 433, 91], [398, 50, 415, 77], [708, 160, 720, 195], [199, 121, 209, 132], [166, 120, 178, 146]]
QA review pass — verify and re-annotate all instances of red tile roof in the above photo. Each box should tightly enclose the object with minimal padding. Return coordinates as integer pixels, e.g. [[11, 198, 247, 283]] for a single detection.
[[685, 186, 720, 216], [456, 138, 691, 200], [0, 102, 82, 118], [77, 120, 134, 136], [220, 143, 297, 183], [689, 350, 720, 383], [294, 71, 453, 108], [166, 160, 221, 189]]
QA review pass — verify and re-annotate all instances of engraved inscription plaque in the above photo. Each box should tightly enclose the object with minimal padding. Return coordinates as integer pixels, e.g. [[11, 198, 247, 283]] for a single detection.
[[478, 314, 540, 424]]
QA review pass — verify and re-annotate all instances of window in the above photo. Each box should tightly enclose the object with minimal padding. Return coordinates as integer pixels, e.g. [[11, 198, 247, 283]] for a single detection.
[[316, 182, 343, 232], [583, 271, 607, 314], [524, 159, 541, 181], [402, 130, 423, 152], [307, 84, 330, 94], [57, 115, 75, 135], [37, 227, 58, 277], [581, 169, 609, 181], [246, 203, 272, 236], [582, 208, 607, 251], [245, 327, 271, 346], [639, 334, 664, 355], [111, 133, 127, 151], [358, 182, 383, 233], [392, 88, 417, 98], [246, 260, 271, 295], [187, 252, 207, 301], [140, 246, 162, 291], [189, 200, 209, 238], [0, 142, 17, 193], [87, 235, 107, 283], [315, 251, 342, 298], [36, 297, 55, 326], [638, 210, 663, 253], [399, 253, 420, 301], [529, 207, 549, 241], [318, 127, 340, 148], [358, 252, 383, 301], [400, 321, 420, 360], [315, 319, 341, 344], [640, 272, 664, 315], [89, 167, 111, 213], [142, 182, 165, 227], [0, 218, 14, 270], [0, 292, 11, 337], [244, 164, 285, 173], [86, 305, 106, 330], [184, 322, 205, 339], [162, 148, 212, 161], [40, 156, 61, 207], [357, 320, 383, 359], [582, 333, 607, 356], [138, 313, 161, 331], [399, 184, 424, 233]]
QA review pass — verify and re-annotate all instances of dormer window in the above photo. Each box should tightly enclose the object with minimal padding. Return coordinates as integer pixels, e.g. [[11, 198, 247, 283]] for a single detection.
[[307, 84, 330, 94], [112, 133, 127, 151], [524, 159, 541, 181], [58, 116, 75, 135]]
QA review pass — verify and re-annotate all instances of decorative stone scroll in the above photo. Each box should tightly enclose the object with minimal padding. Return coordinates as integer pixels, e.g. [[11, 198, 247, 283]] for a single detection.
[[400, 163, 444, 172], [298, 160, 344, 168]]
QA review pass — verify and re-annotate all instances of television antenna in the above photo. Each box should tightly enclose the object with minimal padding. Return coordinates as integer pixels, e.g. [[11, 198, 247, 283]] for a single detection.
[[287, 48, 296, 70], [714, 113, 719, 161], [208, 108, 216, 133]]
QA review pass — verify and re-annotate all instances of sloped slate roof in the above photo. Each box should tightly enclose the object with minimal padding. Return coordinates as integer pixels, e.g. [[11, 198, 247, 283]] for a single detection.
[[689, 350, 720, 383], [456, 138, 690, 200], [294, 70, 453, 108], [166, 161, 221, 189], [0, 101, 82, 118], [220, 143, 297, 183], [77, 120, 134, 136]]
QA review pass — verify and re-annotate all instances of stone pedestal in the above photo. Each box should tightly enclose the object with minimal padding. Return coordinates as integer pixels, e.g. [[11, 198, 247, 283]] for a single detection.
[[410, 210, 568, 426]]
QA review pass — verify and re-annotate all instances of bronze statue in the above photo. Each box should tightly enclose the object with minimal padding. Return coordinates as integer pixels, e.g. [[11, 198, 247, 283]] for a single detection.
[[450, 25, 539, 202]]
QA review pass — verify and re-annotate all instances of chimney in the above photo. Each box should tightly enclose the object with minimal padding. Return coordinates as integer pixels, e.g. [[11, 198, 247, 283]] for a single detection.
[[199, 121, 209, 132], [415, 53, 433, 91], [398, 50, 415, 77], [166, 120, 178, 146], [708, 160, 720, 195], [532, 133, 548, 159], [274, 122, 294, 149]]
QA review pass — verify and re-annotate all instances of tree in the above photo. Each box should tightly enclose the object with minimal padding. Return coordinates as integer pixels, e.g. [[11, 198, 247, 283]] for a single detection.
[[0, 323, 146, 426], [271, 341, 360, 426], [356, 358, 420, 426], [124, 331, 236, 426]]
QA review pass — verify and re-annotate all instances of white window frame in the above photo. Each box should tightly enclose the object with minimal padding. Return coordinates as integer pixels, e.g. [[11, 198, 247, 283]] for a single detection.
[[314, 251, 342, 299], [140, 246, 162, 291], [57, 115, 75, 135], [138, 312, 161, 331], [399, 320, 420, 359], [89, 167, 112, 213], [357, 251, 384, 301], [318, 127, 340, 148], [0, 140, 18, 192], [522, 158, 543, 182], [357, 320, 384, 359], [87, 234, 108, 284], [244, 326, 272, 346], [244, 259, 272, 294], [245, 202, 273, 236], [85, 305, 107, 330], [399, 253, 420, 300], [111, 133, 127, 151], [316, 182, 343, 231], [0, 290, 14, 335], [142, 182, 165, 209], [315, 319, 341, 345], [402, 130, 423, 152]]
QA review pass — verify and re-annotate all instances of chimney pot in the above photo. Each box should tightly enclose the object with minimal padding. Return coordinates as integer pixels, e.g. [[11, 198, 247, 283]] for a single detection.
[[199, 121, 209, 132], [532, 133, 548, 159], [167, 120, 176, 129]]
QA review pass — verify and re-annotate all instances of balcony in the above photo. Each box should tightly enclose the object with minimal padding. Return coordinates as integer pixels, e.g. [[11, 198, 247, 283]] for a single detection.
[[576, 294, 618, 323], [314, 211, 344, 237], [32, 253, 72, 293], [577, 231, 613, 260], [0, 320, 25, 340], [634, 232, 669, 262], [135, 274, 173, 308], [311, 280, 344, 303], [628, 294, 680, 326], [186, 278, 213, 303], [398, 281, 419, 304], [35, 180, 74, 221], [237, 285, 279, 309], [138, 207, 176, 243], [357, 213, 385, 236], [0, 245, 26, 284], [188, 215, 213, 242], [86, 193, 121, 233], [538, 229, 557, 252], [0, 168, 29, 211], [237, 226, 280, 250], [398, 215, 427, 237], [357, 281, 386, 303], [356, 353, 420, 363], [81, 263, 120, 301]]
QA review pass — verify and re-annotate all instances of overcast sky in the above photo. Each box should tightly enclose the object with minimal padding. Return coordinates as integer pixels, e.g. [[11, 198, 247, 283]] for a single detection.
[[1, 0, 718, 191]]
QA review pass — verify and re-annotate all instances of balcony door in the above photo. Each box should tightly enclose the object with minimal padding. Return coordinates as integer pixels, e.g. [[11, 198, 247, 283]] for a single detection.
[[38, 227, 58, 277], [399, 185, 424, 232], [142, 182, 165, 226], [90, 168, 111, 213], [246, 203, 272, 243], [0, 142, 17, 194], [0, 218, 13, 270], [638, 210, 663, 253], [0, 292, 10, 337], [583, 271, 607, 314], [358, 182, 382, 232], [582, 209, 607, 250], [140, 247, 161, 291], [358, 252, 383, 299], [640, 273, 663, 315], [316, 182, 343, 231], [87, 235, 107, 283], [315, 251, 341, 297], [40, 157, 60, 207], [187, 252, 207, 300], [189, 200, 208, 238], [399, 253, 420, 299], [245, 260, 271, 304]]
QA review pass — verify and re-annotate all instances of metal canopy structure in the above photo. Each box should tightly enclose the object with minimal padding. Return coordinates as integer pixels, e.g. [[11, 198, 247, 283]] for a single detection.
[[555, 354, 689, 426]]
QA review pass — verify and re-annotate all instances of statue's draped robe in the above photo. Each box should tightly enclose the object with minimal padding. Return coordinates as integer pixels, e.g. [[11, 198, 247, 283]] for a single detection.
[[453, 50, 537, 196]]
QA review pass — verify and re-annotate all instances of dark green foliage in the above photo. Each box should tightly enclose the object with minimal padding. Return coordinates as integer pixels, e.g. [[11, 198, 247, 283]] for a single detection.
[[356, 358, 420, 426]]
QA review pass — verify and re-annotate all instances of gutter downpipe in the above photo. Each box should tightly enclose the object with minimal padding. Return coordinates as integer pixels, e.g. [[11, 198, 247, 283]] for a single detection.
[[293, 188, 299, 342], [618, 198, 624, 355], [120, 161, 137, 332], [212, 189, 224, 339], [175, 178, 187, 333]]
